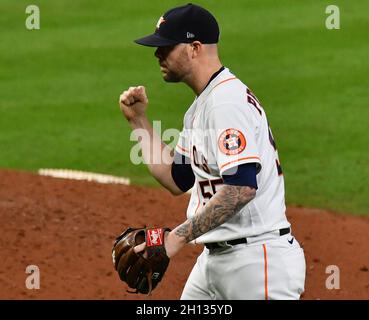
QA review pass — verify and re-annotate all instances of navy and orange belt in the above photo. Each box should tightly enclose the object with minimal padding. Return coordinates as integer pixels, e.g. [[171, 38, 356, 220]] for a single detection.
[[204, 227, 291, 250]]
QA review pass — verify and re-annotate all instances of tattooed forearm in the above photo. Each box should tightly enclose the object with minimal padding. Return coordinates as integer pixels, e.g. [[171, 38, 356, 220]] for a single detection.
[[175, 185, 256, 242]]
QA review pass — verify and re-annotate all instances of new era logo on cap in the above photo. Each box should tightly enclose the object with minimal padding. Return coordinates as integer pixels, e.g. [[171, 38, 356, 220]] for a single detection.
[[187, 32, 195, 39]]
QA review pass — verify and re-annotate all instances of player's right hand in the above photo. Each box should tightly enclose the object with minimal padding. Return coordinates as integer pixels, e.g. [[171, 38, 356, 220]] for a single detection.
[[119, 86, 148, 122]]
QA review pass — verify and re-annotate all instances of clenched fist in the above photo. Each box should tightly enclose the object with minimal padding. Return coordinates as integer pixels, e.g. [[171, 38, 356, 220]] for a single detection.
[[119, 86, 148, 122]]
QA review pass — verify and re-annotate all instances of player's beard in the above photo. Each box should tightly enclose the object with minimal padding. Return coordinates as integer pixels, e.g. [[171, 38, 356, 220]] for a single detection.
[[160, 47, 190, 83], [161, 68, 183, 83]]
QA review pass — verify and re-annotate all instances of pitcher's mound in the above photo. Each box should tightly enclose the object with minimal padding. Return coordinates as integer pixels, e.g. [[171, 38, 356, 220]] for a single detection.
[[0, 169, 368, 299]]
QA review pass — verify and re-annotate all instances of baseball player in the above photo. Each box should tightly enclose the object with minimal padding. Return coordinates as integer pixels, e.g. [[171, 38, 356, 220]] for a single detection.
[[119, 3, 306, 299]]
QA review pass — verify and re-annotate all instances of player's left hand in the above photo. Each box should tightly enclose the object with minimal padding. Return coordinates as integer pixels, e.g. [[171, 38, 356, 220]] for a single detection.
[[112, 227, 171, 294]]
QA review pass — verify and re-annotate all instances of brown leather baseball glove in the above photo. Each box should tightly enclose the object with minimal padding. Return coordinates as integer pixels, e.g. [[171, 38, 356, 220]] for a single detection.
[[112, 227, 171, 294]]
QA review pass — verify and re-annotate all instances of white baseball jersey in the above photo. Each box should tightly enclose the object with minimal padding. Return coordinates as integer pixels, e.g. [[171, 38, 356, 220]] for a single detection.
[[175, 67, 290, 243]]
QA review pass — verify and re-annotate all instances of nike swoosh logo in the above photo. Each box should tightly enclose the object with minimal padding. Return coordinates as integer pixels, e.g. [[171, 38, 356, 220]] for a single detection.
[[288, 237, 294, 244]]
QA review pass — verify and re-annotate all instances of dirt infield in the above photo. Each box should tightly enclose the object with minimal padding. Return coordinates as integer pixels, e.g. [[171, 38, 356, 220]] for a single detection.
[[0, 169, 368, 300]]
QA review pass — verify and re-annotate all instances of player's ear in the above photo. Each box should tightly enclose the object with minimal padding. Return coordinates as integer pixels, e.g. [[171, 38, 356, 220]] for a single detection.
[[189, 41, 202, 58]]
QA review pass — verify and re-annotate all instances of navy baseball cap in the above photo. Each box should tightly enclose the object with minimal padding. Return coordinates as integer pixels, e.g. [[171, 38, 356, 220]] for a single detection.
[[134, 3, 220, 47]]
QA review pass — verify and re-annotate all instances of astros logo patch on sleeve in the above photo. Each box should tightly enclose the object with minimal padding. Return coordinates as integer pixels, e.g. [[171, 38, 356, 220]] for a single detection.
[[218, 128, 246, 155]]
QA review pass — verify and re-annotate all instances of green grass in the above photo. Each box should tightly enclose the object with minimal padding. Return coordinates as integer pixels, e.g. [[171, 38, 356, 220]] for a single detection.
[[0, 0, 368, 215]]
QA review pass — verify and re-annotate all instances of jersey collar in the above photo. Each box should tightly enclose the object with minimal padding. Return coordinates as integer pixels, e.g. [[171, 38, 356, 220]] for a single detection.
[[196, 67, 234, 100], [200, 66, 225, 95]]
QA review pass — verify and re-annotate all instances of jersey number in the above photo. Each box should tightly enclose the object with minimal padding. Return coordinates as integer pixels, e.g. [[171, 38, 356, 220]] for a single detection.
[[268, 126, 283, 175], [199, 179, 223, 205], [246, 89, 283, 176]]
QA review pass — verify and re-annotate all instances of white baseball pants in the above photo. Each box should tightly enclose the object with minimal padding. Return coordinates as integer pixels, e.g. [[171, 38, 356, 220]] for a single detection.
[[181, 232, 306, 300]]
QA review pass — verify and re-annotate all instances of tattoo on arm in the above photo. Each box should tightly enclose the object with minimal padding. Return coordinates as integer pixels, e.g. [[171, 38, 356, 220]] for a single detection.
[[175, 185, 256, 242]]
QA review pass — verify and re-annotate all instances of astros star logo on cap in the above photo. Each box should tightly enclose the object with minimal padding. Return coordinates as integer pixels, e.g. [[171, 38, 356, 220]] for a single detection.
[[156, 16, 166, 30]]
